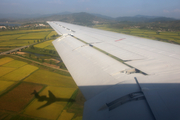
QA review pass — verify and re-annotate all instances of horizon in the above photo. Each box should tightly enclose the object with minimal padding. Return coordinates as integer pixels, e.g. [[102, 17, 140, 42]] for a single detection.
[[0, 12, 179, 20], [0, 0, 180, 19]]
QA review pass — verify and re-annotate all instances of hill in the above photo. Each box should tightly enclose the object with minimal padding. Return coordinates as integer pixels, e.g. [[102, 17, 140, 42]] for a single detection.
[[35, 12, 109, 26], [116, 15, 176, 22]]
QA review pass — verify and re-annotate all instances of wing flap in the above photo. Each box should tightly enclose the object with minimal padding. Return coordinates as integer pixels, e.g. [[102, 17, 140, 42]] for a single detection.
[[52, 36, 143, 100]]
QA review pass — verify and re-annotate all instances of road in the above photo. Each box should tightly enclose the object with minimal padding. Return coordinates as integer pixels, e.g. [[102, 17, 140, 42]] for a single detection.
[[0, 45, 30, 55]]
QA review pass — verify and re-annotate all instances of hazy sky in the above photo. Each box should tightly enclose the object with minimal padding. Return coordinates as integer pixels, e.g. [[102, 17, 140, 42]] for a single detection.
[[0, 0, 180, 18]]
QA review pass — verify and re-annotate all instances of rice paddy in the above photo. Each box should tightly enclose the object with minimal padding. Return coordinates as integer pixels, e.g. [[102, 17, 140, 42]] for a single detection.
[[0, 29, 53, 47], [2, 60, 27, 68], [0, 28, 83, 119], [0, 57, 14, 65], [0, 81, 15, 93], [0, 56, 83, 120], [18, 31, 51, 40], [34, 40, 54, 48], [0, 82, 44, 112], [94, 25, 180, 44], [2, 64, 38, 81], [24, 99, 65, 119], [24, 69, 77, 88], [58, 110, 75, 120], [46, 31, 58, 38], [0, 67, 16, 77]]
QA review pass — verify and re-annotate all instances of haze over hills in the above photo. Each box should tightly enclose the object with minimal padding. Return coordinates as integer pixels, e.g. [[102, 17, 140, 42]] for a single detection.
[[0, 12, 178, 24]]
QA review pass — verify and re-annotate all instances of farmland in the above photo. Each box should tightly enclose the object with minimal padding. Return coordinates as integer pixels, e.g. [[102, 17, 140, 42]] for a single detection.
[[34, 40, 54, 49], [24, 69, 77, 87], [2, 64, 39, 81], [0, 29, 54, 47], [0, 27, 84, 120], [94, 24, 180, 44], [0, 56, 85, 120], [0, 57, 14, 65]]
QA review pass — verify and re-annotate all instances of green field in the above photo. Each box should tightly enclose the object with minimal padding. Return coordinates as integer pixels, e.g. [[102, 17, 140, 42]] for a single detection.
[[34, 40, 54, 48], [18, 31, 51, 40], [94, 25, 180, 44], [47, 31, 58, 38], [0, 29, 53, 47]]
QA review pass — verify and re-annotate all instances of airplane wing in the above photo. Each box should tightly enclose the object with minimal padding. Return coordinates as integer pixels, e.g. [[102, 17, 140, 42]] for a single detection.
[[47, 21, 180, 120]]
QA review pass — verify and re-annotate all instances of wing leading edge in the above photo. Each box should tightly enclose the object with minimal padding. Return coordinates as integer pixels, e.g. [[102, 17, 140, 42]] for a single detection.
[[48, 21, 180, 120]]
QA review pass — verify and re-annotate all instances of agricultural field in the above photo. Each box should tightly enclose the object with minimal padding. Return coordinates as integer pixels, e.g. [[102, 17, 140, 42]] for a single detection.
[[24, 69, 77, 88], [0, 29, 54, 48], [58, 110, 75, 120], [0, 81, 15, 93], [94, 25, 180, 44], [47, 31, 58, 39], [2, 64, 38, 81], [0, 56, 85, 120], [0, 28, 83, 120], [2, 60, 27, 68], [34, 40, 54, 49], [0, 82, 44, 112], [0, 57, 14, 65], [0, 67, 16, 77]]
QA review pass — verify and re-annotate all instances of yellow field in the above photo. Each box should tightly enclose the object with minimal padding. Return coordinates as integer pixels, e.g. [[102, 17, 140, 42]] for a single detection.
[[0, 57, 14, 65], [2, 60, 27, 68], [72, 116, 83, 120], [40, 86, 76, 99], [2, 65, 38, 81], [17, 31, 51, 40], [0, 34, 23, 41], [23, 99, 65, 119], [24, 86, 76, 119], [0, 29, 53, 47], [58, 110, 74, 120], [43, 44, 56, 50], [0, 40, 34, 46], [0, 57, 83, 119], [0, 81, 15, 93], [34, 40, 54, 48], [47, 31, 58, 38], [24, 70, 77, 88], [0, 67, 16, 77]]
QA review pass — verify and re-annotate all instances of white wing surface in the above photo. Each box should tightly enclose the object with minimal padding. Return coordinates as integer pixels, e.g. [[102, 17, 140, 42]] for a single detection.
[[47, 21, 180, 120]]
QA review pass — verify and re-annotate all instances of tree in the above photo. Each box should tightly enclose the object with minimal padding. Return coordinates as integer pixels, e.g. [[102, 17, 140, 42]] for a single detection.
[[42, 58, 44, 62], [49, 50, 52, 53], [30, 45, 35, 49], [29, 54, 32, 58], [156, 30, 161, 35]]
